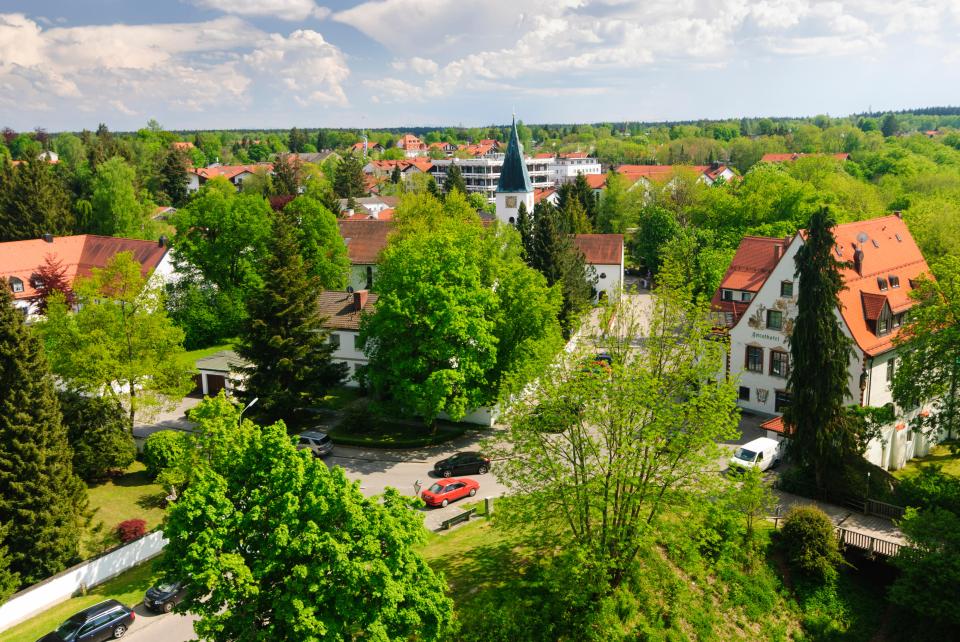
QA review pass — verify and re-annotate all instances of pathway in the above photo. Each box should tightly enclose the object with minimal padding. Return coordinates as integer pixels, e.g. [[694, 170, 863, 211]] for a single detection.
[[773, 490, 907, 547]]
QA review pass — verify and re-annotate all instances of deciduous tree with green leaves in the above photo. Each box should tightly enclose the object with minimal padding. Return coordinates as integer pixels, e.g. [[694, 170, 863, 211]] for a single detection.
[[283, 195, 350, 290], [0, 286, 87, 586], [90, 156, 152, 237], [158, 395, 452, 641], [893, 255, 960, 444], [39, 252, 193, 431], [490, 261, 740, 588], [58, 390, 136, 481]]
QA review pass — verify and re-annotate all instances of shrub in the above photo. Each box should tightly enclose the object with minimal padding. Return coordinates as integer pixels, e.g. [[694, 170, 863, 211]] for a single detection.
[[116, 519, 147, 543], [897, 465, 960, 513], [779, 506, 843, 582], [142, 430, 189, 479], [59, 391, 136, 481]]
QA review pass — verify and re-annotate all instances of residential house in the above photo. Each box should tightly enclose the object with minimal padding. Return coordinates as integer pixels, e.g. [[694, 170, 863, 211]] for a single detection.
[[170, 141, 195, 152], [195, 350, 249, 397], [760, 152, 850, 163], [616, 163, 737, 188], [573, 234, 624, 302], [338, 220, 392, 291], [318, 289, 378, 387], [186, 163, 273, 193], [429, 141, 457, 155], [396, 134, 427, 158], [712, 214, 938, 471], [1, 234, 175, 316], [362, 159, 432, 180], [349, 141, 384, 156], [338, 196, 398, 220], [549, 152, 603, 184]]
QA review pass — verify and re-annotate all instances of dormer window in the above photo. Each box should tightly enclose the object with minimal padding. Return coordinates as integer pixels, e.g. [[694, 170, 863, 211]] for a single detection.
[[9, 277, 23, 293], [741, 292, 753, 302], [722, 289, 733, 302], [31, 274, 43, 289], [877, 277, 888, 291], [895, 233, 902, 242], [889, 275, 900, 288], [871, 239, 880, 248], [878, 317, 889, 335]]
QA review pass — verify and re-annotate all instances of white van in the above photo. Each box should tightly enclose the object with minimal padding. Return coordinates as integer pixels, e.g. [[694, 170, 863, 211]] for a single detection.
[[729, 437, 782, 472]]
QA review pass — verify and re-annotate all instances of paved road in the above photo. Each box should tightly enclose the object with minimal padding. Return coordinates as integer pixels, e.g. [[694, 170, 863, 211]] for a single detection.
[[124, 604, 198, 641]]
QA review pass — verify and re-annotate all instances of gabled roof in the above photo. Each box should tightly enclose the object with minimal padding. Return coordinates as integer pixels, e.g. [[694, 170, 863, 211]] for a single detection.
[[338, 220, 393, 264], [534, 187, 556, 204], [496, 117, 532, 194], [572, 234, 624, 265], [760, 152, 849, 163], [0, 235, 169, 301], [560, 151, 589, 159], [860, 292, 888, 321], [584, 174, 608, 190], [190, 164, 272, 181], [317, 290, 379, 331], [710, 236, 792, 326], [617, 164, 724, 182]]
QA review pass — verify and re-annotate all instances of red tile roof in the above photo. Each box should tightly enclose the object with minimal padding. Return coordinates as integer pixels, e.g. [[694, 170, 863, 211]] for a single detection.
[[534, 188, 556, 204], [761, 416, 794, 436], [534, 152, 554, 159], [396, 134, 425, 150], [190, 164, 272, 181], [617, 164, 728, 183], [338, 220, 393, 264], [1, 235, 169, 301], [584, 174, 607, 190], [561, 151, 589, 159], [317, 290, 379, 331], [711, 236, 792, 326], [572, 234, 624, 265], [760, 153, 849, 163], [171, 141, 194, 151]]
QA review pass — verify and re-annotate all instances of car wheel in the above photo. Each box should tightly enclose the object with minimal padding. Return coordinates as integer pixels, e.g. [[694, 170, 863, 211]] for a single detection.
[[163, 601, 174, 614], [113, 625, 127, 638], [469, 488, 477, 497], [442, 469, 452, 478], [477, 465, 488, 474], [441, 499, 449, 507]]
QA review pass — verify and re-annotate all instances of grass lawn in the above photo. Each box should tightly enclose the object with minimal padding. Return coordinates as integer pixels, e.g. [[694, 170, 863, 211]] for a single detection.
[[175, 341, 236, 371], [893, 441, 960, 479], [83, 461, 167, 558], [318, 386, 363, 411], [2, 559, 162, 642]]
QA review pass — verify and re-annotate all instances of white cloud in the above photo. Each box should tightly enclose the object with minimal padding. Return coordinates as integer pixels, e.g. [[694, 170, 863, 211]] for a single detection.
[[245, 30, 350, 106], [190, 0, 331, 21], [363, 77, 422, 103]]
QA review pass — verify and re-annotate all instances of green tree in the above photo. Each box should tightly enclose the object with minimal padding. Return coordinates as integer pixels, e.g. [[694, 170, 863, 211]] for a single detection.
[[631, 205, 680, 272], [90, 156, 150, 237], [390, 164, 402, 184], [733, 466, 777, 556], [491, 267, 740, 588], [443, 163, 467, 195], [283, 196, 350, 289], [39, 252, 193, 431], [287, 126, 308, 153], [779, 505, 843, 582], [881, 113, 900, 137], [515, 200, 533, 255], [58, 390, 136, 481], [561, 197, 592, 234], [0, 525, 19, 603], [333, 153, 366, 203], [0, 160, 74, 241], [236, 212, 347, 424], [595, 172, 634, 233], [157, 395, 452, 641], [29, 254, 75, 314], [272, 153, 302, 196], [159, 149, 190, 207], [571, 172, 598, 223], [893, 256, 960, 442], [0, 286, 87, 586], [784, 208, 857, 490]]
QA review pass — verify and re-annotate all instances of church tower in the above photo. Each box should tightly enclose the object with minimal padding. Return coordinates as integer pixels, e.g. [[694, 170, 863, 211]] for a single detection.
[[495, 117, 534, 225]]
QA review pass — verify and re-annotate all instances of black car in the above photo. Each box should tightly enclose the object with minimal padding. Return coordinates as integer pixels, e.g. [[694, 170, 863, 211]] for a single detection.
[[144, 581, 186, 613], [37, 599, 134, 642], [433, 452, 490, 477]]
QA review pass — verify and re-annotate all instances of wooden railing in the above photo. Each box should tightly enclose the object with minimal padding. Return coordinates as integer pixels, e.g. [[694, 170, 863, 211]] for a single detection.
[[865, 499, 906, 520], [836, 527, 903, 558]]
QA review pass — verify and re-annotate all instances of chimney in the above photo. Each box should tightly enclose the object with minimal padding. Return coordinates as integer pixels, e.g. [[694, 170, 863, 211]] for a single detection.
[[353, 289, 369, 311], [345, 208, 354, 217], [853, 248, 864, 275], [774, 244, 783, 260], [42, 233, 53, 243], [893, 210, 903, 219], [158, 234, 167, 247]]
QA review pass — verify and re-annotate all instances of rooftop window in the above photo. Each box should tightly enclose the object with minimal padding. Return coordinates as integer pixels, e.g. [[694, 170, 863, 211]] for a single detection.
[[889, 275, 900, 288], [878, 277, 889, 291], [9, 277, 23, 293]]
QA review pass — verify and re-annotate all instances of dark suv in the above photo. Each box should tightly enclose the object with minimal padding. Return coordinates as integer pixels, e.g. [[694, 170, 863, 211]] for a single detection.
[[38, 599, 135, 641], [144, 580, 186, 613], [433, 452, 491, 477]]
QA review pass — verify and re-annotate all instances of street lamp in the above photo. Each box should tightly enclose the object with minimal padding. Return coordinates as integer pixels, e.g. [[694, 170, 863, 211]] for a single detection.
[[238, 397, 259, 425]]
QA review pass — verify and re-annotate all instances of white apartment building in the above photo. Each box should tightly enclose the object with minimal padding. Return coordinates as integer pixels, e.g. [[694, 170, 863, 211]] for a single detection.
[[549, 152, 602, 184], [712, 214, 939, 471], [429, 155, 553, 200]]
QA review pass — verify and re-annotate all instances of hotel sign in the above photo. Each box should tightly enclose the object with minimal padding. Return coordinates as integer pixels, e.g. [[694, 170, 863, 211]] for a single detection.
[[751, 331, 786, 343]]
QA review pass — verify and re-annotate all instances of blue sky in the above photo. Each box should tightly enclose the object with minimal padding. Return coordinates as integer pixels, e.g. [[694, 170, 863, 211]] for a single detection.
[[1, 0, 959, 131]]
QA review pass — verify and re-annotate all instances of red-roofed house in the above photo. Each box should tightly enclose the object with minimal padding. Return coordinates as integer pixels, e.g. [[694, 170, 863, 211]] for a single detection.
[[715, 214, 937, 470], [760, 152, 850, 163], [1, 234, 175, 316], [317, 289, 379, 386], [396, 134, 427, 158], [616, 163, 736, 187], [186, 163, 273, 193], [171, 141, 195, 152], [338, 220, 394, 291], [350, 141, 384, 155], [573, 234, 624, 301], [534, 187, 558, 206], [429, 141, 457, 154]]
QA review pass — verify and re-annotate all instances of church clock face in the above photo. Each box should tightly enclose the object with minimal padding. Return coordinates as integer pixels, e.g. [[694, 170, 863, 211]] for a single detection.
[[505, 196, 517, 208]]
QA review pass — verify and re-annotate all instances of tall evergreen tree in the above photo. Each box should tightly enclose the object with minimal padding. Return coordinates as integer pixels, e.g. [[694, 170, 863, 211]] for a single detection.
[[390, 164, 402, 184], [0, 160, 74, 242], [159, 148, 190, 207], [443, 163, 467, 195], [0, 287, 87, 586], [272, 153, 302, 196], [562, 197, 592, 234], [784, 207, 856, 490], [236, 212, 347, 424], [572, 172, 599, 223], [516, 201, 533, 256], [0, 524, 19, 603], [332, 153, 366, 201]]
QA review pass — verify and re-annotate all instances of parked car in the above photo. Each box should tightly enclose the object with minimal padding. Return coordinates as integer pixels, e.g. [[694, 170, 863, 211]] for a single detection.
[[296, 430, 334, 457], [433, 452, 491, 477], [421, 478, 480, 508], [37, 600, 135, 642], [729, 437, 783, 472], [143, 580, 186, 613]]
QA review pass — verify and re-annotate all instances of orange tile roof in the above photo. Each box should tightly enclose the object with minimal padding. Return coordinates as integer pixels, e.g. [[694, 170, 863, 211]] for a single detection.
[[711, 236, 792, 326], [561, 151, 589, 159], [1, 235, 169, 301], [534, 152, 554, 159], [534, 188, 556, 204], [761, 416, 794, 436], [171, 141, 195, 150], [761, 153, 849, 163], [190, 164, 272, 181], [317, 290, 378, 331], [831, 215, 930, 356], [572, 234, 623, 265], [584, 174, 607, 189], [338, 220, 393, 264]]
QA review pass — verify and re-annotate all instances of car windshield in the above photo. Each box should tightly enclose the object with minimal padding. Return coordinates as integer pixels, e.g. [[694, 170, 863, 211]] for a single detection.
[[55, 617, 85, 637], [428, 483, 444, 493], [316, 435, 330, 444], [156, 583, 178, 592], [734, 448, 758, 462]]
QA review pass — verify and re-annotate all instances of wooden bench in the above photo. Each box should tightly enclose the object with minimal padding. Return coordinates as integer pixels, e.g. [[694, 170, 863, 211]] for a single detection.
[[440, 508, 477, 530]]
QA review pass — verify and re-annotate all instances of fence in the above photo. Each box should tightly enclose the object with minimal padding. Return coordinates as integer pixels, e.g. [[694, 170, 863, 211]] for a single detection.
[[769, 515, 903, 558], [0, 531, 167, 634], [865, 499, 906, 520]]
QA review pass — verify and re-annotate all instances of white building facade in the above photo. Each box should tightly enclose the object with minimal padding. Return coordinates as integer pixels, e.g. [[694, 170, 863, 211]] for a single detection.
[[549, 153, 602, 184]]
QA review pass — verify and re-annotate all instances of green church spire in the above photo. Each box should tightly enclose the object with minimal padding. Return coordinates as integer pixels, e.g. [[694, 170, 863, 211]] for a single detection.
[[496, 117, 532, 193]]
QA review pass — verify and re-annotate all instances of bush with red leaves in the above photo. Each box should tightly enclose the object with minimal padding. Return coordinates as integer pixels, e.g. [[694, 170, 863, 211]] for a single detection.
[[116, 519, 147, 543]]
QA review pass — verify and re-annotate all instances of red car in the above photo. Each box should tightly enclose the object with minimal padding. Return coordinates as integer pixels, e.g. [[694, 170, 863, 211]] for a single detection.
[[421, 478, 479, 508]]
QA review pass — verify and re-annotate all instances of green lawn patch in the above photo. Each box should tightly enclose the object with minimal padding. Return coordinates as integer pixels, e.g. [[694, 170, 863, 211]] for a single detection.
[[176, 341, 236, 371], [894, 442, 960, 479], [83, 461, 167, 557], [318, 386, 363, 411], [2, 559, 162, 642]]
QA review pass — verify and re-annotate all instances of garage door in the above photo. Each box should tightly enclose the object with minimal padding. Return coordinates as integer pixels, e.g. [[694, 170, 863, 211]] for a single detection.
[[206, 374, 226, 396]]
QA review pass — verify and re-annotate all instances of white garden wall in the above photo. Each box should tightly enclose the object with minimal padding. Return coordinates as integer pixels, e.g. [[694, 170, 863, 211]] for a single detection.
[[0, 531, 167, 633]]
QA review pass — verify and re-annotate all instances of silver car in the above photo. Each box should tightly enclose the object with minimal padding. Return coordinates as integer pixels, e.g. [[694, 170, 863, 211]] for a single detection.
[[296, 430, 334, 457]]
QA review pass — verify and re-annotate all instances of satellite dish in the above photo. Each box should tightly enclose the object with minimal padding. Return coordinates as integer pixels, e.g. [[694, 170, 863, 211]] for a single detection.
[[346, 286, 354, 293], [857, 232, 869, 246]]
